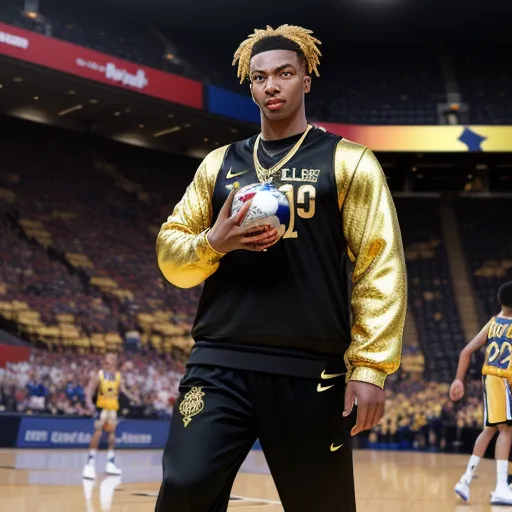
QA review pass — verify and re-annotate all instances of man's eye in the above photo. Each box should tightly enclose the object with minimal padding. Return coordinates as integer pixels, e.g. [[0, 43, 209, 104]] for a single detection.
[[281, 71, 292, 77], [253, 75, 265, 82]]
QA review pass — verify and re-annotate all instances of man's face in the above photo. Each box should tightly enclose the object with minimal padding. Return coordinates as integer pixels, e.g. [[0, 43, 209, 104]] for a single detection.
[[105, 354, 117, 370], [249, 49, 311, 122]]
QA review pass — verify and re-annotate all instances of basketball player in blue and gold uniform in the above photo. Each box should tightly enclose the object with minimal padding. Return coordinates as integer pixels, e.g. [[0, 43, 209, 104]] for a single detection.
[[450, 281, 512, 505], [83, 353, 125, 480], [155, 25, 407, 511]]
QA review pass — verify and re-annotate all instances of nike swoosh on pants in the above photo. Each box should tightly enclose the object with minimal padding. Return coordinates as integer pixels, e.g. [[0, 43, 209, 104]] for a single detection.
[[317, 383, 334, 393]]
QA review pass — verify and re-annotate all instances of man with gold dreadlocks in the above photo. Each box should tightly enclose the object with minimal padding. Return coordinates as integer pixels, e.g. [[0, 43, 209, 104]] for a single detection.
[[154, 25, 406, 511]]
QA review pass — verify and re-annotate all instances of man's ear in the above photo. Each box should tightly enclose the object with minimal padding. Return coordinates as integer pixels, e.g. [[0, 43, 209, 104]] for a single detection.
[[250, 82, 257, 104], [304, 75, 312, 94]]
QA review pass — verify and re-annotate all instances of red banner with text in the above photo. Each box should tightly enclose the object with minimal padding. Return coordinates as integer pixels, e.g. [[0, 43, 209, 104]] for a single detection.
[[0, 22, 203, 109]]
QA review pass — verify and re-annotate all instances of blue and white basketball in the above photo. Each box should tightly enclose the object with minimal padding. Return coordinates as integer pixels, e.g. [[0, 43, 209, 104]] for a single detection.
[[231, 183, 290, 238]]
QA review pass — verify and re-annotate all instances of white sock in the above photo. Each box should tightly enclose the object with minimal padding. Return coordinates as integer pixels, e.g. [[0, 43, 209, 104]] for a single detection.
[[464, 455, 481, 482], [87, 449, 96, 466], [107, 450, 115, 463], [496, 459, 509, 491]]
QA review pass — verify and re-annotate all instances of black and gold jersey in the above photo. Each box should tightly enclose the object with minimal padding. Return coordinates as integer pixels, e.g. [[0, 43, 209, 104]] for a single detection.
[[157, 126, 407, 388]]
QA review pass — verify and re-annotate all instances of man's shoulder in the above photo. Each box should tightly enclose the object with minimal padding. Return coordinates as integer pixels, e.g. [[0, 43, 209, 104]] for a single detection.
[[202, 144, 232, 166], [332, 135, 368, 155], [202, 137, 257, 169], [328, 134, 373, 176]]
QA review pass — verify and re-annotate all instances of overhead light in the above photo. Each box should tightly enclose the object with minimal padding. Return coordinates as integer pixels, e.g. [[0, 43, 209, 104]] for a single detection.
[[153, 126, 181, 138], [168, 113, 174, 119], [89, 99, 98, 104], [68, 90, 77, 95], [13, 77, 23, 83], [165, 53, 175, 61], [184, 123, 191, 128], [138, 124, 144, 129], [8, 106, 50, 124], [58, 104, 84, 116], [0, 84, 3, 89], [467, 174, 473, 179], [33, 96, 39, 100], [25, 11, 37, 19], [114, 111, 121, 116], [203, 138, 209, 143]]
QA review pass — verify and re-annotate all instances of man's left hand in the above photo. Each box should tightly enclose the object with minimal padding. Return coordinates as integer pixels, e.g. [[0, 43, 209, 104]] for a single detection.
[[343, 380, 385, 436]]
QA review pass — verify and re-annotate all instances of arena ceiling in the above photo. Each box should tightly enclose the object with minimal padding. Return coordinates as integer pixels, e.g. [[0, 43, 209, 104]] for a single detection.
[[0, 55, 256, 158], [89, 0, 512, 47]]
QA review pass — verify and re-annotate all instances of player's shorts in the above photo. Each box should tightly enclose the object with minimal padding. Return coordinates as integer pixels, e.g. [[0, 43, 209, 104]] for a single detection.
[[483, 375, 512, 426], [94, 408, 118, 430]]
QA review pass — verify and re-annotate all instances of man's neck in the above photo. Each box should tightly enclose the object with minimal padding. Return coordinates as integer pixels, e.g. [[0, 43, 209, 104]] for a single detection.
[[501, 308, 512, 318], [261, 115, 308, 141]]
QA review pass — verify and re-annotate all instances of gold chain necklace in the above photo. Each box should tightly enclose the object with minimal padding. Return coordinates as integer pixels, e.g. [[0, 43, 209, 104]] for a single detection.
[[253, 124, 313, 183]]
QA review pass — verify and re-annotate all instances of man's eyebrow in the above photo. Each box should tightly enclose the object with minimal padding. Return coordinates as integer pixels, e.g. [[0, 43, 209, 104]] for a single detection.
[[251, 63, 296, 75]]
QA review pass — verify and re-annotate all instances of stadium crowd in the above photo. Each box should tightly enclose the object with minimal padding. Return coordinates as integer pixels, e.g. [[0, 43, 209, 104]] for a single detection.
[[0, 346, 485, 454], [0, 350, 184, 419], [368, 375, 484, 451]]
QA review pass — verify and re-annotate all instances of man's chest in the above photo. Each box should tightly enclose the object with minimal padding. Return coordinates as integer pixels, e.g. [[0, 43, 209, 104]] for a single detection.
[[212, 139, 339, 238]]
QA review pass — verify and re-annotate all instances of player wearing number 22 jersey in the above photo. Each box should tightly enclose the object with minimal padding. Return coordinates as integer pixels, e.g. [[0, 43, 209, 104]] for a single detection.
[[482, 315, 512, 426], [451, 282, 512, 506], [155, 24, 407, 512]]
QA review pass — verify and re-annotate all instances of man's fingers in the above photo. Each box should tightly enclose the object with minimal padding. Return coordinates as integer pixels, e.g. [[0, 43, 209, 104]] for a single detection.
[[343, 385, 355, 418], [358, 401, 385, 433], [233, 199, 252, 226], [245, 224, 272, 236], [376, 401, 385, 427], [365, 404, 379, 432], [351, 403, 368, 436], [219, 188, 237, 220], [240, 228, 278, 246]]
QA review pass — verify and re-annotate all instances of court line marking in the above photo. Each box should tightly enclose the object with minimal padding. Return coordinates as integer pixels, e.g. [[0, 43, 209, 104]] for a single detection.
[[230, 495, 281, 505], [130, 491, 281, 505]]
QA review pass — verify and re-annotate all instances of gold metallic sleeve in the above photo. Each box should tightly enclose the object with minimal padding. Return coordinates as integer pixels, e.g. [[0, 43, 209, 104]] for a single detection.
[[335, 139, 407, 389], [156, 146, 229, 288]]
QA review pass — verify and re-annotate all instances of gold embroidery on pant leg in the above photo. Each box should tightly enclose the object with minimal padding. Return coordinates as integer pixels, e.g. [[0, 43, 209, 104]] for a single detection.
[[179, 386, 205, 427]]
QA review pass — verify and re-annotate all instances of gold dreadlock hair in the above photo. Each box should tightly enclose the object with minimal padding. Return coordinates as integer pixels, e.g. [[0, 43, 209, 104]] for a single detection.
[[232, 24, 322, 84]]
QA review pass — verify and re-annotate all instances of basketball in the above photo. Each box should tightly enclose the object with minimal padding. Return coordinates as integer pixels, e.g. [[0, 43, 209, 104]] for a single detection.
[[231, 183, 290, 238]]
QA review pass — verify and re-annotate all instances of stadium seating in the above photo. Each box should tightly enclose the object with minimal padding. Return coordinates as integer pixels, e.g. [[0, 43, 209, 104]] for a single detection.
[[0, 117, 474, 376], [450, 46, 512, 125], [0, 116, 194, 357], [0, 0, 166, 70], [395, 198, 466, 382], [306, 45, 444, 125], [457, 197, 512, 321]]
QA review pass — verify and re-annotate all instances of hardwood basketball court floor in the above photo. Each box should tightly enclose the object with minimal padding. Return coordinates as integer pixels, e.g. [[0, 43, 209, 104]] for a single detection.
[[0, 448, 507, 511]]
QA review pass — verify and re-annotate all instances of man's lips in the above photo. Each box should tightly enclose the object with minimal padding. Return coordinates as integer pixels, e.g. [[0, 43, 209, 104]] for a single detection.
[[266, 99, 285, 111]]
